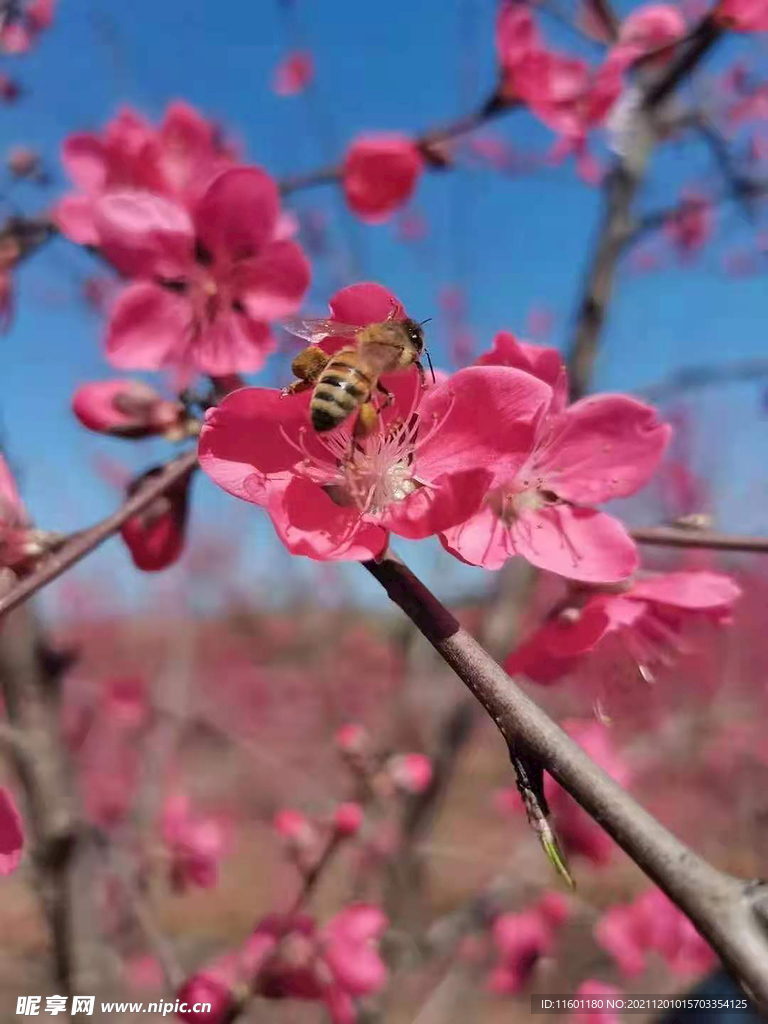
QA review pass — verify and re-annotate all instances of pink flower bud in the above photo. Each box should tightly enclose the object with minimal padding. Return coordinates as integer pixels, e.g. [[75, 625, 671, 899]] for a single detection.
[[176, 973, 234, 1024], [333, 802, 364, 838], [272, 50, 314, 96], [73, 380, 187, 439], [273, 809, 317, 851], [335, 722, 370, 757], [120, 466, 192, 572], [386, 753, 433, 794], [342, 135, 424, 223]]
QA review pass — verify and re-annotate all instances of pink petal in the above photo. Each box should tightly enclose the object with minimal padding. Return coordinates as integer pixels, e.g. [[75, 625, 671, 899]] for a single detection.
[[416, 366, 552, 482], [511, 506, 638, 582], [94, 191, 194, 279], [381, 468, 491, 540], [198, 388, 310, 504], [54, 195, 98, 246], [194, 167, 279, 262], [504, 604, 613, 684], [233, 240, 311, 321], [192, 314, 276, 376], [267, 477, 387, 561], [105, 283, 190, 371], [628, 571, 742, 610], [535, 395, 671, 504], [120, 469, 191, 572], [0, 787, 24, 875], [441, 505, 517, 572], [475, 331, 563, 388], [328, 282, 405, 326], [0, 452, 24, 525], [62, 132, 107, 192], [326, 905, 388, 944]]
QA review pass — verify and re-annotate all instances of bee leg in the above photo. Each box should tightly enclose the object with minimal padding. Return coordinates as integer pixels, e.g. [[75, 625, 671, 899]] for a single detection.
[[281, 379, 313, 397], [353, 402, 379, 444], [376, 382, 394, 408]]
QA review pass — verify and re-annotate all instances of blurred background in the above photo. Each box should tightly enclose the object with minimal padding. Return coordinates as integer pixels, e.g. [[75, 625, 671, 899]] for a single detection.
[[0, 0, 767, 1021]]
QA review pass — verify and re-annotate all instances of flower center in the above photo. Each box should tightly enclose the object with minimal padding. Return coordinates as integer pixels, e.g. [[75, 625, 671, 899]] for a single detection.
[[487, 477, 560, 525]]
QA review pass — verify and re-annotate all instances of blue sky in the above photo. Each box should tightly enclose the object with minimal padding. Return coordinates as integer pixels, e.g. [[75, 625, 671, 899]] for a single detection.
[[1, 0, 766, 613]]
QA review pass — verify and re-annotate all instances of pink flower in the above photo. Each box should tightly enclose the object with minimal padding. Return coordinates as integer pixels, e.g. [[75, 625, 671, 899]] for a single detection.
[[572, 980, 623, 1024], [95, 168, 310, 377], [496, 2, 543, 100], [335, 722, 370, 757], [595, 888, 715, 978], [273, 50, 314, 96], [251, 905, 388, 1022], [664, 191, 714, 259], [476, 331, 564, 390], [612, 5, 687, 67], [505, 570, 741, 685], [342, 136, 424, 223], [72, 380, 189, 439], [120, 465, 193, 571], [333, 802, 364, 837], [199, 284, 519, 562], [488, 894, 569, 994], [0, 787, 24, 875], [386, 753, 433, 794], [0, 0, 54, 53], [274, 809, 318, 853], [715, 0, 768, 31], [161, 792, 227, 892], [441, 389, 670, 582], [57, 103, 235, 245]]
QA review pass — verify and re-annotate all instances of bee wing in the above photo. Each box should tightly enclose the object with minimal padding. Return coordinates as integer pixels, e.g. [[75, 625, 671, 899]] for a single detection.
[[280, 317, 360, 346]]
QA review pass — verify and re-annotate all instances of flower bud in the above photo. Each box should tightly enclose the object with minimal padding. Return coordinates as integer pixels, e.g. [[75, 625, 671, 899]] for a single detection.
[[386, 753, 433, 794], [120, 466, 192, 572], [333, 802, 363, 838], [73, 380, 189, 439]]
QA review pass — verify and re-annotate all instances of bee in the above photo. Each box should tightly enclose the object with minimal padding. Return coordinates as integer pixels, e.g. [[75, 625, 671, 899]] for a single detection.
[[281, 314, 432, 436]]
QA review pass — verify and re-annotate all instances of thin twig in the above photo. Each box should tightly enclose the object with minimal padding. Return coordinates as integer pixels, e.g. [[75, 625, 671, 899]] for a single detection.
[[278, 93, 519, 195], [632, 525, 768, 554], [364, 549, 768, 1006], [0, 447, 198, 620]]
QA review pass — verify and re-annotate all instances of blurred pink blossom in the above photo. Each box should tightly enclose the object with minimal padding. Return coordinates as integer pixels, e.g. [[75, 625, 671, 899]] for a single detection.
[[272, 50, 314, 96], [0, 787, 24, 875], [342, 135, 424, 223]]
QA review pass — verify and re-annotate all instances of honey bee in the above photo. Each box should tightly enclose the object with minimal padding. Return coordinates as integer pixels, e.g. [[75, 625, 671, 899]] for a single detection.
[[281, 314, 431, 435]]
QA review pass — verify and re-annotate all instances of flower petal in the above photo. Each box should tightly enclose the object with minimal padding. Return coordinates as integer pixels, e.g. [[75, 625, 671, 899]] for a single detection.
[[62, 132, 107, 192], [194, 167, 279, 262], [94, 191, 194, 279], [416, 366, 552, 482], [382, 468, 491, 540], [233, 240, 311, 321], [628, 571, 741, 610], [535, 395, 671, 504], [193, 313, 276, 376], [512, 506, 638, 582], [54, 195, 98, 245], [267, 477, 387, 561], [198, 388, 311, 504], [328, 282, 405, 326], [105, 283, 190, 371]]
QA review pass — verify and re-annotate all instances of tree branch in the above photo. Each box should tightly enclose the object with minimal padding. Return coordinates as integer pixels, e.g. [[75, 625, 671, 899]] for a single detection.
[[364, 549, 768, 1006], [278, 93, 519, 195], [0, 446, 198, 620], [566, 14, 725, 400], [631, 525, 768, 554]]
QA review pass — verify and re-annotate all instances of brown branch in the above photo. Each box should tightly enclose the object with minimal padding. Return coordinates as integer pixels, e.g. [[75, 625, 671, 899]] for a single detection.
[[278, 93, 519, 195], [566, 14, 725, 401], [364, 549, 768, 1006], [0, 606, 120, 998], [632, 525, 768, 554], [639, 356, 768, 402], [0, 446, 198, 621]]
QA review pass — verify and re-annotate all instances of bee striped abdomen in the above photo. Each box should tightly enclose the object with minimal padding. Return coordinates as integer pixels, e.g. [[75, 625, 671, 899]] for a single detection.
[[310, 357, 372, 432]]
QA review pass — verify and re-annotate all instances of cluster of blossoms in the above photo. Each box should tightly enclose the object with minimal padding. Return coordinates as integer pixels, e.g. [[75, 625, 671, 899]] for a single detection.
[[178, 904, 388, 1024], [201, 281, 671, 584], [57, 104, 311, 378], [486, 892, 570, 993], [0, 0, 54, 54], [494, 1, 688, 181]]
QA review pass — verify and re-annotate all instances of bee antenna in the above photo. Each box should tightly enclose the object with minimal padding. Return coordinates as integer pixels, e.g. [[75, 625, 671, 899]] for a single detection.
[[425, 348, 436, 384], [420, 317, 432, 326]]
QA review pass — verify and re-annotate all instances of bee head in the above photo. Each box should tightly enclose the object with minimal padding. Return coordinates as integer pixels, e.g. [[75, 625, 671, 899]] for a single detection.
[[402, 318, 425, 353]]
